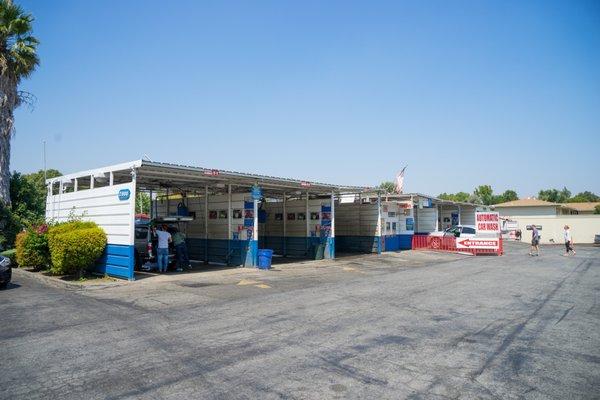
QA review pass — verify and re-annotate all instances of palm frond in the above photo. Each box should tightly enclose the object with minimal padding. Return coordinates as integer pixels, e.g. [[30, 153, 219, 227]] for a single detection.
[[0, 0, 39, 80]]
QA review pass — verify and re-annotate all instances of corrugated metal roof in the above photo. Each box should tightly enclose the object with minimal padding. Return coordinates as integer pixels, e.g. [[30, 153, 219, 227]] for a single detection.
[[139, 160, 369, 191]]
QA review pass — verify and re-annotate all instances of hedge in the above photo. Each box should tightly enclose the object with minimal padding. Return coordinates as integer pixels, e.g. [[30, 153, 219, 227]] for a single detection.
[[0, 248, 17, 266], [48, 222, 107, 276], [14, 226, 51, 269]]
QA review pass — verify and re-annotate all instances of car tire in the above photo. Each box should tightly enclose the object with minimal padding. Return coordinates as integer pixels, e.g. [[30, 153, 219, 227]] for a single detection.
[[0, 281, 7, 290]]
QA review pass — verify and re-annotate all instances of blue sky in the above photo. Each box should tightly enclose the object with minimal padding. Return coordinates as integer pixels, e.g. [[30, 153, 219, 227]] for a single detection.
[[12, 0, 600, 197]]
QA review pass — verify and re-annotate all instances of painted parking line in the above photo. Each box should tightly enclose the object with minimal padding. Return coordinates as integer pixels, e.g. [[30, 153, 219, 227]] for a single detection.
[[237, 279, 271, 289], [254, 284, 271, 289], [237, 279, 260, 286]]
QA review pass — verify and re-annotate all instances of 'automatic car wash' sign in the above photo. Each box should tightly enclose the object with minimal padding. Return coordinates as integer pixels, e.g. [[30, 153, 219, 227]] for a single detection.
[[475, 212, 500, 234]]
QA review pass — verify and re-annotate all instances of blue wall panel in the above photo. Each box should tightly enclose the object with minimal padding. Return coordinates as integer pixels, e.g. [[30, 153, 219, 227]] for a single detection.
[[186, 238, 251, 267], [384, 235, 401, 251], [398, 234, 413, 250], [259, 236, 325, 259], [336, 236, 379, 254], [96, 244, 134, 280], [187, 238, 206, 261]]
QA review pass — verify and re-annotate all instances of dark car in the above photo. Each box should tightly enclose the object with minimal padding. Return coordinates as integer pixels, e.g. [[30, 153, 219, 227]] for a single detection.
[[0, 255, 12, 289], [133, 220, 176, 270]]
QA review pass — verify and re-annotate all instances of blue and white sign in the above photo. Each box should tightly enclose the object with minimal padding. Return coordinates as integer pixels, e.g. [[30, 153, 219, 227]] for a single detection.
[[118, 188, 131, 201], [251, 185, 262, 201]]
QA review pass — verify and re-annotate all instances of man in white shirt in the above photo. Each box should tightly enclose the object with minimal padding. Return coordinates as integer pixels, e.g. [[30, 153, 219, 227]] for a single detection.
[[155, 225, 172, 272], [563, 225, 576, 256]]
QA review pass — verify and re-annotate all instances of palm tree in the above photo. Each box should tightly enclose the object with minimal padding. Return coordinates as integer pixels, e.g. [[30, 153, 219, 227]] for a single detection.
[[0, 0, 39, 206]]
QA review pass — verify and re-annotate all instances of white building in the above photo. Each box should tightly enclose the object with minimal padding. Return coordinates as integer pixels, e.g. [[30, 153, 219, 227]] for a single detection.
[[493, 199, 600, 244]]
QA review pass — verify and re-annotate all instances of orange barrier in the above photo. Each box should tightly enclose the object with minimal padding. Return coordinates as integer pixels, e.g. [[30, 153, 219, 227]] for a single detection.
[[412, 234, 503, 256]]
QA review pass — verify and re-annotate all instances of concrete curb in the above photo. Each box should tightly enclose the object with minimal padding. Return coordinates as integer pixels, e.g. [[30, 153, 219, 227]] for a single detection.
[[12, 268, 127, 291]]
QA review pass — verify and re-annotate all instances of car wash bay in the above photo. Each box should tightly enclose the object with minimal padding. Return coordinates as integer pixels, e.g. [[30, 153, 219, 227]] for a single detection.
[[136, 162, 367, 271]]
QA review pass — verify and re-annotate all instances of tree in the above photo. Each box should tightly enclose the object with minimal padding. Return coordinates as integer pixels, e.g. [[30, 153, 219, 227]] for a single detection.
[[595, 205, 600, 215], [378, 181, 396, 194], [538, 187, 571, 203], [136, 192, 151, 214], [0, 0, 40, 206], [568, 191, 600, 203], [474, 185, 494, 205], [0, 169, 60, 248], [10, 169, 60, 224], [559, 187, 571, 203], [497, 189, 518, 203], [438, 192, 470, 203]]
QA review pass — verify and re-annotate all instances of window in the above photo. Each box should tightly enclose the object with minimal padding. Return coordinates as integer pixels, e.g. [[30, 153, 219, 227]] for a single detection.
[[388, 212, 396, 218], [135, 227, 148, 240], [462, 227, 476, 234]]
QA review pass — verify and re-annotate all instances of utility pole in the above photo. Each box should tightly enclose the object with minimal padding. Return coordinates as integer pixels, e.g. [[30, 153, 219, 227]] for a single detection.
[[43, 140, 47, 181]]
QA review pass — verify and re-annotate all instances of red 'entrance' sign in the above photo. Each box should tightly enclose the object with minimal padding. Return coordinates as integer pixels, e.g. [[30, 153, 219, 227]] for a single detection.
[[475, 212, 500, 233], [457, 239, 499, 249]]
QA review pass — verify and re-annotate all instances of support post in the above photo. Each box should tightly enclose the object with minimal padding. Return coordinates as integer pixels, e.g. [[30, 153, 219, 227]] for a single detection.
[[165, 187, 170, 216], [328, 191, 336, 259], [306, 191, 310, 256], [227, 184, 232, 265], [436, 205, 440, 231], [90, 175, 94, 189], [458, 205, 462, 225], [377, 192, 382, 254], [252, 192, 259, 267], [109, 171, 114, 186], [128, 168, 137, 281], [282, 192, 287, 257], [73, 178, 78, 192], [306, 191, 310, 236], [204, 185, 209, 264]]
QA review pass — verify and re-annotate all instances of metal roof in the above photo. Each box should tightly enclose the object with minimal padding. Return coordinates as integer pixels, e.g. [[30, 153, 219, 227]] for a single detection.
[[47, 159, 371, 195], [361, 192, 485, 208]]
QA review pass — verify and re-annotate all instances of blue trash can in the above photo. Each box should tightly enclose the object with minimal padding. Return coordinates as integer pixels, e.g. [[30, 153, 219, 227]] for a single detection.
[[258, 249, 273, 269]]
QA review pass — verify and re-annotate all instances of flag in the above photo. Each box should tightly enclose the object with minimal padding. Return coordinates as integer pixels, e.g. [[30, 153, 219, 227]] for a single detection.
[[395, 166, 407, 194]]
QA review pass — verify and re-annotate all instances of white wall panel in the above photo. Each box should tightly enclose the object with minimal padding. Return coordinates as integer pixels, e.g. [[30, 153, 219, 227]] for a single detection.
[[46, 182, 136, 246]]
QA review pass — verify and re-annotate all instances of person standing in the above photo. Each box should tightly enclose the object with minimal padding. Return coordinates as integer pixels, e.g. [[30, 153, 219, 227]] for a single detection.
[[529, 224, 540, 256], [172, 228, 190, 272], [563, 225, 576, 256], [155, 225, 172, 273]]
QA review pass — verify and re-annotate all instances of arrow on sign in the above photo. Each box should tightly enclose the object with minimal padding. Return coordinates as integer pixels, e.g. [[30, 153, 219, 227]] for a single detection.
[[458, 239, 498, 247]]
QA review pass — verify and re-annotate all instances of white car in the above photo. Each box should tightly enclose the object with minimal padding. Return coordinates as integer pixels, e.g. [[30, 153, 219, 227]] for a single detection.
[[430, 225, 477, 238], [426, 225, 477, 249]]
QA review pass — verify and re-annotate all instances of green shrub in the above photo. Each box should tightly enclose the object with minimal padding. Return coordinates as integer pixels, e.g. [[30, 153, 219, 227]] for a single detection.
[[14, 227, 51, 269], [0, 248, 17, 266], [15, 231, 27, 266], [48, 222, 107, 276]]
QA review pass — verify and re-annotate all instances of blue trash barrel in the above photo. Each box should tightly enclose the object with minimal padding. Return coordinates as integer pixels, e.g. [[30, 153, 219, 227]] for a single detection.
[[257, 249, 273, 269]]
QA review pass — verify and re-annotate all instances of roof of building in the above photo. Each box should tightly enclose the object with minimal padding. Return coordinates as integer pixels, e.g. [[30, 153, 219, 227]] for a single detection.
[[561, 202, 600, 212], [493, 198, 563, 208]]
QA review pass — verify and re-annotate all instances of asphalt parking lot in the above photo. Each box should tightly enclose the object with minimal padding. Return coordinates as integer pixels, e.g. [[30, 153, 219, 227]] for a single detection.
[[1, 242, 599, 399]]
